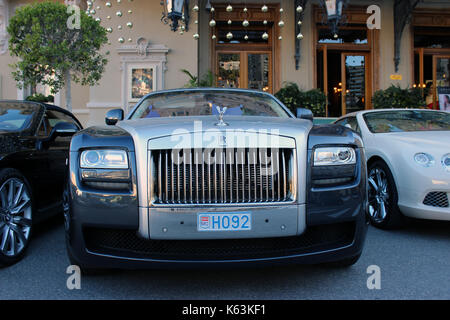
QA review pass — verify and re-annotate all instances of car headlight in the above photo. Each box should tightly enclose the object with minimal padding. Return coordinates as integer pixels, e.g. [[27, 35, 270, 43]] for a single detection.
[[313, 147, 356, 166], [442, 153, 450, 172], [414, 153, 435, 167], [80, 149, 129, 169]]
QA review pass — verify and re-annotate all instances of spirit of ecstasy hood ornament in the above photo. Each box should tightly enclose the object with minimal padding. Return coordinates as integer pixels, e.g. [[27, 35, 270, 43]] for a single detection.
[[215, 105, 229, 126]]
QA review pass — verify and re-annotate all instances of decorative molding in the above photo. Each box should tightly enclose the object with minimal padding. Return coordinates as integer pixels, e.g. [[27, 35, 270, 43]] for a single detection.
[[72, 108, 90, 115], [86, 101, 123, 108], [0, 0, 9, 55], [413, 9, 450, 27], [116, 38, 169, 112]]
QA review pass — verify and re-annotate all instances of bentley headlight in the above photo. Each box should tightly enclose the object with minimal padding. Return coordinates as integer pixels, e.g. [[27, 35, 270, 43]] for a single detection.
[[442, 153, 450, 172], [414, 153, 435, 168], [313, 147, 356, 166], [80, 149, 129, 169]]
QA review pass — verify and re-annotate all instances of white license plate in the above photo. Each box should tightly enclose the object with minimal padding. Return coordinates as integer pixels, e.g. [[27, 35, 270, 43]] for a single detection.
[[197, 212, 252, 232]]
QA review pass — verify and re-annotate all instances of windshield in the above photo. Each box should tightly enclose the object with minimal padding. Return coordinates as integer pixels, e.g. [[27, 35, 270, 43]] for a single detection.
[[0, 103, 39, 133], [129, 90, 291, 119], [363, 110, 450, 133]]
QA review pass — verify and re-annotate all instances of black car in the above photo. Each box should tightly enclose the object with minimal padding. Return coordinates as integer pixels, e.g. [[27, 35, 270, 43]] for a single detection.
[[67, 88, 368, 272], [0, 100, 81, 266]]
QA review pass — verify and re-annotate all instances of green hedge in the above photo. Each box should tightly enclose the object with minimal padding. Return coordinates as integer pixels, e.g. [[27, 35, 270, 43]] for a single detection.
[[25, 93, 54, 103], [275, 82, 326, 117], [372, 85, 425, 109]]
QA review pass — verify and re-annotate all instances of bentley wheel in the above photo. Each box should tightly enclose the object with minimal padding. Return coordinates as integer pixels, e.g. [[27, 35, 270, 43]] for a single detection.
[[368, 161, 403, 229], [0, 169, 33, 266]]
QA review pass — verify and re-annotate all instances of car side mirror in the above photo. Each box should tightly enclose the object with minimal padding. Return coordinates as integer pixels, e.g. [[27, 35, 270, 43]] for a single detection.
[[296, 108, 313, 122], [106, 109, 124, 125], [37, 121, 79, 150], [51, 121, 79, 138]]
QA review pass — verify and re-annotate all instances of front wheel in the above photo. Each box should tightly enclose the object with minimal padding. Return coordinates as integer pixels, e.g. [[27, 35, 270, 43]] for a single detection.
[[0, 168, 33, 266], [367, 160, 403, 229]]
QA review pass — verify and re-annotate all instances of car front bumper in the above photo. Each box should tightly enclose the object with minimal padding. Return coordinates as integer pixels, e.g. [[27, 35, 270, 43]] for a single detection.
[[395, 164, 450, 220], [66, 185, 368, 270]]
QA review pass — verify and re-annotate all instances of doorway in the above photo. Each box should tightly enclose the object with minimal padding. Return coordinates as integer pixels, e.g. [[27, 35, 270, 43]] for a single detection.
[[317, 48, 371, 117], [211, 4, 278, 93]]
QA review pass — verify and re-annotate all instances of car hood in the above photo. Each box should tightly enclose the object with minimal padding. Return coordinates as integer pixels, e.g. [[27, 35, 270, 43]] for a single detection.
[[371, 131, 450, 152], [118, 116, 313, 144]]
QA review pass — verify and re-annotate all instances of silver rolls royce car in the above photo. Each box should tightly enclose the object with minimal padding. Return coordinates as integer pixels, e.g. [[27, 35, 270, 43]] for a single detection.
[[66, 88, 368, 271]]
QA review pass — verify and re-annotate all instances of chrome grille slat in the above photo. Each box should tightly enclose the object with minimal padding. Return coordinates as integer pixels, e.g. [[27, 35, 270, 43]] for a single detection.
[[282, 150, 287, 201], [177, 150, 181, 203], [151, 148, 294, 205]]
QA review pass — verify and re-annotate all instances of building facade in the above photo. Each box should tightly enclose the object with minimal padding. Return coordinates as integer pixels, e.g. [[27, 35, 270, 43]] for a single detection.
[[0, 0, 449, 126]]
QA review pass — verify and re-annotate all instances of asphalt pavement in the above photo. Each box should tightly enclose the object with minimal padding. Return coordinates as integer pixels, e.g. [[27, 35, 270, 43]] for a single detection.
[[0, 215, 449, 300]]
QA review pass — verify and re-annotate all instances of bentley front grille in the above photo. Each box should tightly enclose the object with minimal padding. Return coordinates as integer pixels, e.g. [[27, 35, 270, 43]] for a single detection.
[[149, 148, 296, 205], [423, 192, 449, 208]]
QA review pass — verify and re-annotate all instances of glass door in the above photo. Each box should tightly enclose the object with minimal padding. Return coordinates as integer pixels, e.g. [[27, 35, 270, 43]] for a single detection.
[[217, 53, 241, 89], [433, 55, 450, 111], [216, 51, 272, 93], [341, 53, 371, 115], [247, 53, 271, 92]]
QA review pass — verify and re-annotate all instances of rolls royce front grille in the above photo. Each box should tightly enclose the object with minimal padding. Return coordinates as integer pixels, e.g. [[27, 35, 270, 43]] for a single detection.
[[149, 148, 295, 205]]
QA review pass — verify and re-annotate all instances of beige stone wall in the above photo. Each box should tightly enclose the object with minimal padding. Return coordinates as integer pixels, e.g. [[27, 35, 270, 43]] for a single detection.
[[86, 0, 198, 126]]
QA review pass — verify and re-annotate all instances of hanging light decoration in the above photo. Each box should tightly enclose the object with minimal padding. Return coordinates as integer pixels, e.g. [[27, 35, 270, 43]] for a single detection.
[[210, 5, 216, 40], [278, 7, 284, 29]]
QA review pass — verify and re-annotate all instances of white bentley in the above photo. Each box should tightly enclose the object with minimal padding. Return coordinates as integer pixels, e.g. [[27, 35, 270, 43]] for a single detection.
[[335, 109, 450, 229]]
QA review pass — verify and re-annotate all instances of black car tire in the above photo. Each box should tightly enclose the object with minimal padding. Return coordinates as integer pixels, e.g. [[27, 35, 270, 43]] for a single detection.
[[0, 168, 34, 267], [368, 160, 403, 229]]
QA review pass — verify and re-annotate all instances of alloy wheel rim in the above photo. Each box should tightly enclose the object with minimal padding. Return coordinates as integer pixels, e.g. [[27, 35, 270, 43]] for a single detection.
[[0, 178, 32, 257], [368, 167, 390, 223]]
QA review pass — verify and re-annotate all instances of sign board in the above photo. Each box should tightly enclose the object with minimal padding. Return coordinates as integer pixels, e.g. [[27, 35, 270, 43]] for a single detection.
[[437, 87, 450, 111], [390, 74, 403, 81]]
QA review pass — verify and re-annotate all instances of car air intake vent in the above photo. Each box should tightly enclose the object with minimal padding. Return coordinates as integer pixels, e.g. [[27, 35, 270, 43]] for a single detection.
[[83, 222, 355, 261], [150, 148, 295, 205], [423, 192, 449, 208]]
